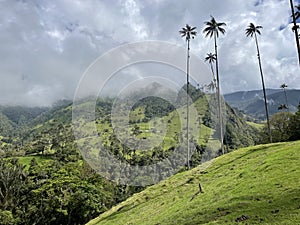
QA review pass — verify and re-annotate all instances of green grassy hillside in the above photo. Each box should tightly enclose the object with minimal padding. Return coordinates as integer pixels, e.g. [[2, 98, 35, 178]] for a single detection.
[[87, 141, 300, 225]]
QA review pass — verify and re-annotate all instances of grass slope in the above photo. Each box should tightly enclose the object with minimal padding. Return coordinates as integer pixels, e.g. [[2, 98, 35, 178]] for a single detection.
[[87, 141, 300, 225]]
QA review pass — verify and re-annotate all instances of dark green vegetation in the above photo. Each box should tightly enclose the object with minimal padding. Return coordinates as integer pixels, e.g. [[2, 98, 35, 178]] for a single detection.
[[0, 101, 142, 225], [0, 157, 142, 225], [260, 103, 300, 143], [87, 141, 300, 225]]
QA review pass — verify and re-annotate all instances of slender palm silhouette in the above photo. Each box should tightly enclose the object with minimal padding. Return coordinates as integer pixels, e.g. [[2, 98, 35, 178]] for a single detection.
[[278, 104, 288, 111], [179, 24, 197, 169], [246, 23, 272, 143], [295, 4, 300, 19], [280, 83, 289, 111], [203, 16, 226, 154], [205, 52, 217, 81], [290, 0, 300, 65], [205, 52, 217, 92], [296, 4, 300, 39]]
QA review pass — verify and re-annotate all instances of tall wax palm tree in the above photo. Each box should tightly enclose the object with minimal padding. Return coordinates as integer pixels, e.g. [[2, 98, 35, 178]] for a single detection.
[[205, 52, 217, 80], [246, 23, 272, 143], [290, 0, 300, 65], [205, 53, 217, 89], [203, 16, 226, 154], [280, 83, 289, 110], [179, 24, 197, 169]]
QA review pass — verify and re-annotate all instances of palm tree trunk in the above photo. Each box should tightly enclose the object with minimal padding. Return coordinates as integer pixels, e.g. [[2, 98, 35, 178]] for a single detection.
[[214, 33, 224, 154], [254, 33, 272, 143], [283, 88, 289, 111], [290, 0, 300, 66], [186, 39, 190, 169], [209, 62, 215, 80]]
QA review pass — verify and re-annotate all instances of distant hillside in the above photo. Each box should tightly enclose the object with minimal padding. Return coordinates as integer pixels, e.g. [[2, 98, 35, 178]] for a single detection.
[[224, 89, 300, 121], [0, 111, 14, 135], [0, 105, 49, 125], [0, 87, 259, 158], [87, 141, 300, 225]]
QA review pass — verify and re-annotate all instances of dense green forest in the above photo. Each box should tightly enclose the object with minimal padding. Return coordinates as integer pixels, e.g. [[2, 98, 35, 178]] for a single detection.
[[1, 85, 300, 224]]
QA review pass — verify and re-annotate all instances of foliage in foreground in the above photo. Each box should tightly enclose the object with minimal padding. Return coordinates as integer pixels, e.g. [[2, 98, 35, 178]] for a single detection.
[[0, 158, 141, 225]]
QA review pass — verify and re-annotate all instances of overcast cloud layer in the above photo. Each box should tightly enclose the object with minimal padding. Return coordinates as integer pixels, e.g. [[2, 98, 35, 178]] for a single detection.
[[0, 0, 299, 106]]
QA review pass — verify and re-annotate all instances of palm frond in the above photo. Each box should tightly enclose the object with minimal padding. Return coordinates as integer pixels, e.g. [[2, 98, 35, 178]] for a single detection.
[[179, 24, 197, 41], [203, 16, 226, 39], [218, 27, 226, 34], [217, 22, 227, 27], [245, 23, 262, 37], [205, 53, 216, 63]]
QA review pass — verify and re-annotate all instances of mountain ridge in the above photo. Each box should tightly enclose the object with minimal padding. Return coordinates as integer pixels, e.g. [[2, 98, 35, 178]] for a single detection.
[[224, 88, 300, 121]]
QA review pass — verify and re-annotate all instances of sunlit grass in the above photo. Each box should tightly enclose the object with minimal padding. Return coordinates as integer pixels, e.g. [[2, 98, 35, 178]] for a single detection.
[[87, 141, 300, 225]]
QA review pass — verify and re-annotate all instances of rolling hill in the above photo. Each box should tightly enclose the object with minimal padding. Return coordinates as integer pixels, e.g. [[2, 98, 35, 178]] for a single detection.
[[87, 140, 300, 225]]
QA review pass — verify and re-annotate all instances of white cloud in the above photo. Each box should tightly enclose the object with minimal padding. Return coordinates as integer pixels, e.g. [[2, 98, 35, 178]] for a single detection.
[[0, 0, 299, 106]]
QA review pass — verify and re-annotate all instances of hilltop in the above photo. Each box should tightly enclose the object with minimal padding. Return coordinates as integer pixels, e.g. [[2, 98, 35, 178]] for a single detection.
[[87, 141, 300, 225]]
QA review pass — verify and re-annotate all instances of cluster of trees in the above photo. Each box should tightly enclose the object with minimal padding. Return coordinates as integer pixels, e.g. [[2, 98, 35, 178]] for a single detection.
[[260, 103, 300, 143], [0, 157, 141, 225], [0, 106, 145, 224], [131, 96, 175, 123]]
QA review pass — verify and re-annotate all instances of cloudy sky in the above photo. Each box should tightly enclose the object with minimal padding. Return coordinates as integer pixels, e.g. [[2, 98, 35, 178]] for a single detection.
[[0, 0, 299, 106]]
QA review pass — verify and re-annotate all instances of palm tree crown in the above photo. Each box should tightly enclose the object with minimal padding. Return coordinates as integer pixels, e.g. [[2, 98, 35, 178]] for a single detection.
[[245, 23, 263, 37], [280, 83, 288, 89], [278, 104, 288, 110], [179, 24, 197, 41], [205, 53, 216, 64], [205, 52, 217, 82], [203, 16, 226, 38]]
